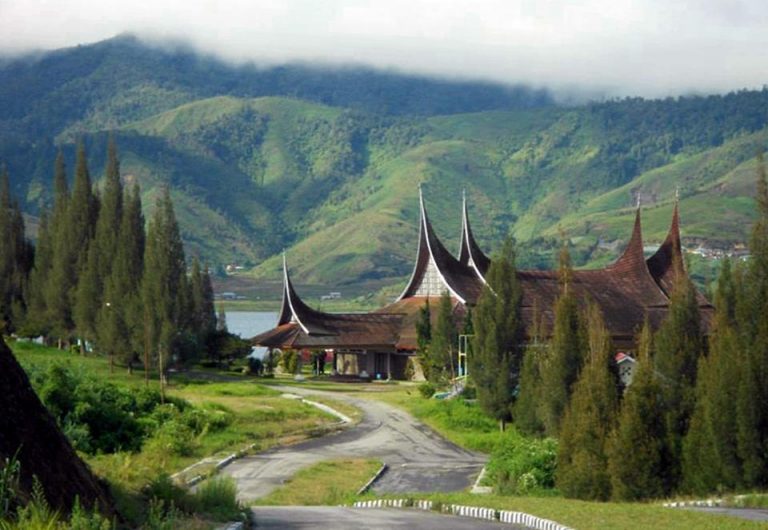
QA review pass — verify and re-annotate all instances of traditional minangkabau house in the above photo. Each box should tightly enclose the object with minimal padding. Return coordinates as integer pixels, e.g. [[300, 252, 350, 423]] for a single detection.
[[252, 188, 713, 380]]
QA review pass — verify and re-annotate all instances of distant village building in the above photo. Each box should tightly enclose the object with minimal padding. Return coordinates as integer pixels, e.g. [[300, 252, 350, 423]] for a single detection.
[[252, 190, 713, 380]]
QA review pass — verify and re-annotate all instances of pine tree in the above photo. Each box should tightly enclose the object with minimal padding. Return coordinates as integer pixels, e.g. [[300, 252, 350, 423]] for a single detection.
[[682, 257, 742, 493], [471, 236, 522, 431], [95, 136, 123, 270], [24, 209, 52, 337], [429, 290, 457, 384], [44, 152, 73, 345], [607, 319, 666, 500], [0, 167, 33, 333], [539, 244, 586, 436], [654, 254, 703, 492], [734, 151, 768, 487], [141, 187, 187, 387], [415, 298, 432, 379], [514, 302, 546, 436], [556, 302, 618, 500], [69, 143, 101, 350], [98, 184, 145, 372]]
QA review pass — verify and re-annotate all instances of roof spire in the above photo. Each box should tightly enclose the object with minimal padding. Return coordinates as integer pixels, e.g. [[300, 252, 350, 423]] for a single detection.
[[646, 196, 684, 296], [458, 190, 491, 278], [611, 206, 645, 273]]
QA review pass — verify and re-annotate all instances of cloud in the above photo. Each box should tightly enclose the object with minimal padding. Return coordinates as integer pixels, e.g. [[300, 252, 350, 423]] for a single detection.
[[1, 0, 767, 98]]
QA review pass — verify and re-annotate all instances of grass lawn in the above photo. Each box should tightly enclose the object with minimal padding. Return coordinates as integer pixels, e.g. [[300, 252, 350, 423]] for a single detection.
[[254, 459, 382, 506], [9, 340, 342, 492], [405, 493, 768, 530]]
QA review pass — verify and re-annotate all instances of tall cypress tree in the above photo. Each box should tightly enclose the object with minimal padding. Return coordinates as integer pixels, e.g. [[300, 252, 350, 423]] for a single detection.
[[44, 152, 73, 345], [471, 236, 522, 431], [429, 290, 457, 384], [70, 142, 100, 349], [607, 319, 666, 500], [556, 302, 618, 500], [0, 167, 33, 333], [98, 183, 145, 373], [141, 187, 187, 386], [654, 254, 703, 492], [24, 209, 52, 337], [539, 244, 586, 436], [514, 302, 546, 436], [734, 151, 768, 487], [682, 257, 742, 493], [415, 298, 432, 379]]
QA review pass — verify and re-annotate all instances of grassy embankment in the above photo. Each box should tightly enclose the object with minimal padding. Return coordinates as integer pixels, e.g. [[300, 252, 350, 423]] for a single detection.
[[254, 459, 382, 506], [9, 340, 351, 525]]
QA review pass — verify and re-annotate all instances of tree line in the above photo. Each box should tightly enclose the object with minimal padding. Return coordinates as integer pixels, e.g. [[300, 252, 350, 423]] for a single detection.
[[0, 138, 243, 380], [422, 153, 768, 501]]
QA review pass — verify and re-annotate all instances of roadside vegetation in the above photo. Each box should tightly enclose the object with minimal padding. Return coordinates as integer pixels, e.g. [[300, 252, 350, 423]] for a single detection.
[[5, 340, 343, 528], [254, 459, 381, 507]]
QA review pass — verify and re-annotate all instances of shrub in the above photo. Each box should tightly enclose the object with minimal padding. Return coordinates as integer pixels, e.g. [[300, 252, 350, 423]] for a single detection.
[[246, 356, 263, 376], [280, 350, 299, 375], [193, 476, 241, 521], [143, 474, 196, 515], [144, 421, 196, 457], [0, 453, 20, 520], [487, 432, 558, 495], [68, 498, 112, 530], [418, 382, 436, 398]]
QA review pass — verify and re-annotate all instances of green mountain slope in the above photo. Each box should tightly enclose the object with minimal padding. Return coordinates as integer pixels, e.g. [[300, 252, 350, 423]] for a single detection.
[[1, 37, 768, 290]]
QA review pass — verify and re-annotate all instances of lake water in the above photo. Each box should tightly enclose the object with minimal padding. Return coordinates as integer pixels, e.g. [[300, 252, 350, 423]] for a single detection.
[[224, 311, 279, 340]]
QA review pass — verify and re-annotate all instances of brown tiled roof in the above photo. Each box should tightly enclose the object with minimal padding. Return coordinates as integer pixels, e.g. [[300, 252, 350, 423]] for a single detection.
[[252, 314, 405, 349], [377, 296, 467, 351], [254, 256, 405, 349], [458, 192, 491, 279], [253, 197, 713, 354]]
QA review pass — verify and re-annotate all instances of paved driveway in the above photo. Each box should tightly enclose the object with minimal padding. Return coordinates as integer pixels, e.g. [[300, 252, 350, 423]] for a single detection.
[[251, 506, 519, 529], [223, 385, 486, 501]]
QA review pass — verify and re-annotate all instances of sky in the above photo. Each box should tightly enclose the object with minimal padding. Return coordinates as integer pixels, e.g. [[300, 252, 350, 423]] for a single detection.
[[1, 0, 767, 98]]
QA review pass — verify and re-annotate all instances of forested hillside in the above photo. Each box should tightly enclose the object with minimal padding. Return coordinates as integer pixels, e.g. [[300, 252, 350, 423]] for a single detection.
[[1, 35, 767, 290]]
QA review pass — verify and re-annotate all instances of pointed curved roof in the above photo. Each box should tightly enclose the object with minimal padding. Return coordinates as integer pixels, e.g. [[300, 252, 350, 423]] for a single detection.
[[256, 255, 405, 348], [277, 254, 333, 335], [458, 190, 491, 280], [397, 188, 485, 304], [646, 200, 684, 297]]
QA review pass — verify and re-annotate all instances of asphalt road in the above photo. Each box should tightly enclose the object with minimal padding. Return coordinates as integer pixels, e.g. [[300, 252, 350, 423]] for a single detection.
[[223, 385, 487, 501], [685, 506, 768, 522], [251, 506, 520, 529]]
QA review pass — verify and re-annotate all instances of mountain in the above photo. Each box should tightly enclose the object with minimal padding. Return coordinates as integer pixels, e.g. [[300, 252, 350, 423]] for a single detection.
[[0, 35, 767, 293]]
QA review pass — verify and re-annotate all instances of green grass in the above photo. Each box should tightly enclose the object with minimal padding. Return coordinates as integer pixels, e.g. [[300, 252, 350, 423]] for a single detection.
[[389, 493, 767, 530], [254, 459, 382, 506], [353, 385, 504, 453], [9, 341, 340, 492]]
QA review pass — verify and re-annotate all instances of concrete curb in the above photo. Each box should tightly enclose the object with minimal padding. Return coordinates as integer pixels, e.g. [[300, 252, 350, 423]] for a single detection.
[[357, 463, 389, 495], [663, 498, 724, 508], [351, 498, 572, 530], [470, 466, 492, 494]]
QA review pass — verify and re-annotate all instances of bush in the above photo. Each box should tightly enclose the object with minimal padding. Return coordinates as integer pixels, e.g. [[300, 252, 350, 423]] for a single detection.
[[144, 420, 196, 457], [143, 474, 196, 514], [487, 432, 558, 495], [246, 356, 263, 376], [418, 382, 436, 398], [280, 350, 299, 375], [193, 476, 241, 521]]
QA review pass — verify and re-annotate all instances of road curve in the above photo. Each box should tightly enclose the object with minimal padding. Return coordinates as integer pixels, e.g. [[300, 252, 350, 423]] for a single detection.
[[223, 385, 487, 501]]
